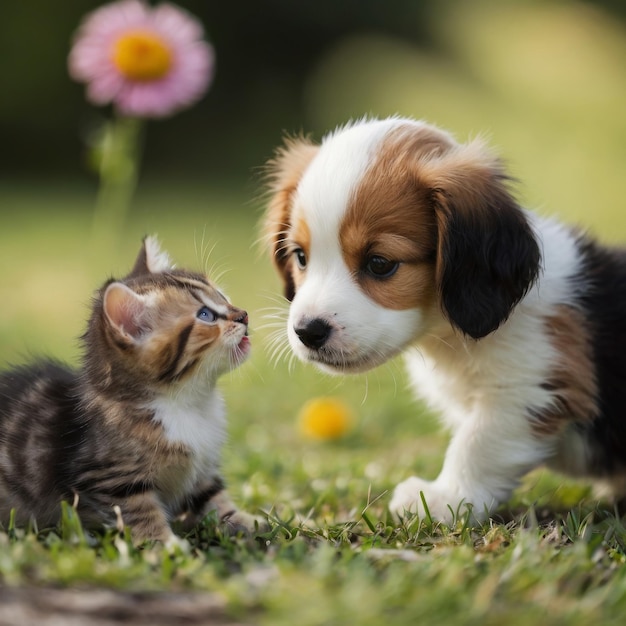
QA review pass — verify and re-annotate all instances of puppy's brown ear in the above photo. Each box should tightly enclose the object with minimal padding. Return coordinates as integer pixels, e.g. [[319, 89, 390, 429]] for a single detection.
[[424, 139, 541, 339], [265, 136, 319, 301]]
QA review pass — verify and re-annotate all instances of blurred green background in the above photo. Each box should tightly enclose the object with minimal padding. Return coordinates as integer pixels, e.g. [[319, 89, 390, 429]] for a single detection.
[[2, 0, 625, 196], [1, 0, 625, 516]]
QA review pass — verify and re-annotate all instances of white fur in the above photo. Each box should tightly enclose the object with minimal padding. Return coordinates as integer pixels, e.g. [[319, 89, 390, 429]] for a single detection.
[[287, 263, 424, 373], [280, 117, 594, 523], [296, 118, 401, 234], [289, 119, 430, 372], [150, 386, 226, 501], [144, 236, 174, 273], [392, 216, 583, 520]]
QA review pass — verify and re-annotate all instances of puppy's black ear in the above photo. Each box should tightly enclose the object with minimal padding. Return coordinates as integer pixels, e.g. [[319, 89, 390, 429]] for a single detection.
[[264, 136, 318, 301], [427, 140, 541, 339]]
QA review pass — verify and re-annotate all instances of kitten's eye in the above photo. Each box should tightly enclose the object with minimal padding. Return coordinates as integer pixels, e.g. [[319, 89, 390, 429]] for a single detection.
[[293, 248, 307, 270], [197, 306, 217, 323], [365, 255, 399, 279]]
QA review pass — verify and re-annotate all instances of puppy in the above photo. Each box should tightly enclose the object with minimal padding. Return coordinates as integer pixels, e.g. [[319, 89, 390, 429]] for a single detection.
[[264, 116, 626, 524]]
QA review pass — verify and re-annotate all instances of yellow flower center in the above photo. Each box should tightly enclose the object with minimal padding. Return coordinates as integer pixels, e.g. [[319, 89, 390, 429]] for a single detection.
[[112, 31, 172, 81]]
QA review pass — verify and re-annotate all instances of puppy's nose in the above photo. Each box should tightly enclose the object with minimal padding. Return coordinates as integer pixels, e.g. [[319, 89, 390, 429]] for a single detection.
[[294, 318, 332, 350]]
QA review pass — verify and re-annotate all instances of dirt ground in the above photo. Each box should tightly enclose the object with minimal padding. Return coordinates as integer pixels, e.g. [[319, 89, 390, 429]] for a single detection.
[[0, 586, 252, 626]]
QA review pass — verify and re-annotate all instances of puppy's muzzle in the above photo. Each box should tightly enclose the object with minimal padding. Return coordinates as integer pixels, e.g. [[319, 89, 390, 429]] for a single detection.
[[294, 318, 332, 350]]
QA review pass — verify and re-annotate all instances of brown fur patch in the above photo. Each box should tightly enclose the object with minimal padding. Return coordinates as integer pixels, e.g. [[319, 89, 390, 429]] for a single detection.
[[287, 212, 311, 293], [267, 120, 538, 333], [530, 305, 599, 436], [265, 136, 319, 295], [103, 275, 240, 385], [339, 124, 453, 310], [401, 129, 540, 339]]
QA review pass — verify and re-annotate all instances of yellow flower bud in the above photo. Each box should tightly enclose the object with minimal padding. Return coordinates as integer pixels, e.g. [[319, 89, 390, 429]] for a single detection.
[[299, 397, 355, 441]]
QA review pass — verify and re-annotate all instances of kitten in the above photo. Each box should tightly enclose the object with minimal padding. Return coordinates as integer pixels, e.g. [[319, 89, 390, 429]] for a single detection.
[[0, 236, 264, 543]]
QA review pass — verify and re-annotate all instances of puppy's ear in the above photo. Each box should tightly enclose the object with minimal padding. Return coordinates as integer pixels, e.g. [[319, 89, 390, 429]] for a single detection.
[[265, 136, 319, 301], [424, 139, 541, 339]]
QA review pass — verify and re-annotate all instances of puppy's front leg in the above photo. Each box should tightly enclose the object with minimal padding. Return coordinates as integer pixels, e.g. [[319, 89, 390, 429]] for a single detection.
[[389, 410, 556, 524]]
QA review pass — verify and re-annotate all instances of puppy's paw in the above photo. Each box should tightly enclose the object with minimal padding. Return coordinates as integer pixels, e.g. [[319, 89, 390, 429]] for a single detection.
[[389, 477, 475, 525]]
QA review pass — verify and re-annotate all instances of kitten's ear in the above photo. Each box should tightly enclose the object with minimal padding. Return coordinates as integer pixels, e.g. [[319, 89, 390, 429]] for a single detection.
[[103, 283, 147, 342], [127, 236, 173, 278]]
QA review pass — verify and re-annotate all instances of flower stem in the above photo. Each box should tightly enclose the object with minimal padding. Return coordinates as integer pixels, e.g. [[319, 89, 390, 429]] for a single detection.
[[91, 115, 144, 254]]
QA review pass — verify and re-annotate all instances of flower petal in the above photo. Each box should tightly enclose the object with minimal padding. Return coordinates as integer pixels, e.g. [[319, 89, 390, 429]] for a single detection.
[[151, 3, 205, 44], [68, 0, 213, 117]]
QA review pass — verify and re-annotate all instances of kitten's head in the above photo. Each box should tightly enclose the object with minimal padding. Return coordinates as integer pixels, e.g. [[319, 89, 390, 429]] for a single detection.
[[86, 237, 250, 393]]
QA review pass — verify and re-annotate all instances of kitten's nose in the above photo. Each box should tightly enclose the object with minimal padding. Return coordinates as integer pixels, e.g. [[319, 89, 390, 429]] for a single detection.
[[294, 318, 332, 350], [230, 308, 248, 325]]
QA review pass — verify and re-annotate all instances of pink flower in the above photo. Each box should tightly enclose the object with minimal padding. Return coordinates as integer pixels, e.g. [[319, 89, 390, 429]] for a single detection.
[[69, 0, 214, 118]]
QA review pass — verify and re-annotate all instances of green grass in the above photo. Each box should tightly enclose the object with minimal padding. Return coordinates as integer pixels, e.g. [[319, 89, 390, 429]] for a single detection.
[[1, 182, 626, 625]]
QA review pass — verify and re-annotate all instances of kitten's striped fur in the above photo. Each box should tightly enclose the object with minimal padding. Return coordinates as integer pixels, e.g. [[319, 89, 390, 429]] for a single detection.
[[0, 237, 262, 542]]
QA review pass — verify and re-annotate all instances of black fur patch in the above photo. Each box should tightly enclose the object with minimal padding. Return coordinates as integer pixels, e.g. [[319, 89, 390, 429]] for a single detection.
[[436, 189, 541, 339], [572, 237, 626, 476], [186, 478, 225, 516], [158, 322, 194, 382]]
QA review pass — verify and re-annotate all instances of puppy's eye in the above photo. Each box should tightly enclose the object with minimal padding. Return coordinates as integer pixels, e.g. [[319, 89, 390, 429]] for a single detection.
[[293, 248, 307, 270], [365, 255, 399, 278], [197, 306, 218, 323]]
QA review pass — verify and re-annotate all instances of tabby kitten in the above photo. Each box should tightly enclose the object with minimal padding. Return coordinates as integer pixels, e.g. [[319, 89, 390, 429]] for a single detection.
[[0, 237, 263, 543]]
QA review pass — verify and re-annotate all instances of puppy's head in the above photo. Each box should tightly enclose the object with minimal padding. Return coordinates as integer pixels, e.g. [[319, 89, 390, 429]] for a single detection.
[[265, 118, 540, 373]]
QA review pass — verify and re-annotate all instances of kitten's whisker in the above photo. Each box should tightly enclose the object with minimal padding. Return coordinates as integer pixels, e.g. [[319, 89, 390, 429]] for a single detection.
[[203, 239, 218, 271], [258, 291, 291, 306], [257, 308, 288, 316], [193, 226, 216, 277], [206, 262, 231, 288]]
